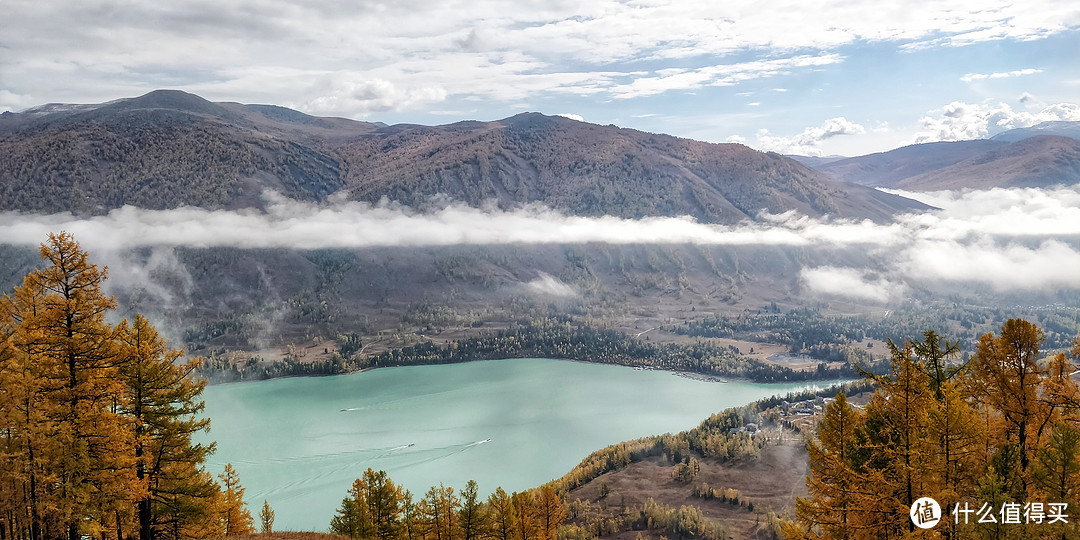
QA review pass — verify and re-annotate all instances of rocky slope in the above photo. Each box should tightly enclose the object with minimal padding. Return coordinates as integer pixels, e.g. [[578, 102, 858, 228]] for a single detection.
[[0, 90, 923, 223]]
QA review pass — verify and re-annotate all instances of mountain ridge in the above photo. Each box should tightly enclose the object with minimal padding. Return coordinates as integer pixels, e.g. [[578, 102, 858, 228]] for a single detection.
[[0, 89, 925, 223], [807, 121, 1080, 189]]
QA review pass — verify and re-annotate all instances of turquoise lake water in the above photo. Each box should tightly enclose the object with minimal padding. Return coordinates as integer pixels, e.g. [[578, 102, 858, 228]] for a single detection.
[[200, 358, 842, 531]]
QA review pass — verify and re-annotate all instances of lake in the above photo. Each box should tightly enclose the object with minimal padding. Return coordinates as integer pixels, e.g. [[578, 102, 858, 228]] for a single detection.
[[200, 358, 843, 531]]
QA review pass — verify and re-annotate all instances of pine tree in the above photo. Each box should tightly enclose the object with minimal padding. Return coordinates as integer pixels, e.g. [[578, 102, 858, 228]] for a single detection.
[[4, 232, 139, 540], [457, 480, 486, 540], [0, 292, 56, 540], [0, 233, 238, 540], [330, 496, 362, 539], [260, 500, 275, 533], [511, 491, 538, 540], [788, 321, 1080, 539], [926, 379, 984, 538], [860, 341, 934, 535], [790, 392, 865, 539], [534, 486, 566, 540], [116, 314, 216, 540], [402, 490, 418, 540], [1031, 424, 1080, 510], [486, 488, 517, 540], [911, 330, 961, 401], [218, 464, 253, 536], [969, 319, 1055, 493], [420, 485, 459, 540], [363, 468, 404, 540]]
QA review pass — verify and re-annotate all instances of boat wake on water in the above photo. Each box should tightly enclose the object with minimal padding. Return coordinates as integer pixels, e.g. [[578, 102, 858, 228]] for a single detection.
[[230, 437, 496, 504]]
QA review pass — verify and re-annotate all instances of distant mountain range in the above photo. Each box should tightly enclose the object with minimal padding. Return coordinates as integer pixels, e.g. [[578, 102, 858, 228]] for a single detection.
[[2, 90, 1075, 355], [0, 89, 923, 223], [805, 121, 1080, 189]]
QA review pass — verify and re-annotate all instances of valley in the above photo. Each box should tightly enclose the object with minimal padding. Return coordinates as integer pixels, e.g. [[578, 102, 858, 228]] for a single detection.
[[2, 91, 1080, 540]]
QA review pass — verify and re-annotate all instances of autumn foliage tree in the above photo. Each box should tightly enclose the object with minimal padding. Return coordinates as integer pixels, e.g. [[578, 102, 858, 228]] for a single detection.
[[218, 464, 254, 536], [786, 321, 1080, 539], [330, 471, 568, 540], [0, 233, 248, 540]]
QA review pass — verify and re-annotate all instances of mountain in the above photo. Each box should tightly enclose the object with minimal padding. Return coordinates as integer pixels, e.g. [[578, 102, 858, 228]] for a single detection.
[[813, 140, 1007, 188], [896, 135, 1080, 190], [0, 89, 924, 223], [0, 90, 378, 213], [991, 120, 1080, 143], [786, 155, 847, 168], [811, 136, 1080, 190]]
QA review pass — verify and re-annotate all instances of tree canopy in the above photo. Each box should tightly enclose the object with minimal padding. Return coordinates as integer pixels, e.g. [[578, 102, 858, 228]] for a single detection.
[[786, 322, 1080, 539], [0, 232, 250, 540]]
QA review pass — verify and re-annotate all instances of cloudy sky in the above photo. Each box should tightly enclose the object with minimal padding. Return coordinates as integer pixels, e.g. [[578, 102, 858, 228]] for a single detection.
[[2, 0, 1079, 156]]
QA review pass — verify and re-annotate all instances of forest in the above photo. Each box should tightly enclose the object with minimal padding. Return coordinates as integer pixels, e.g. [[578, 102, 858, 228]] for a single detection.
[[674, 304, 1080, 357], [198, 318, 872, 384], [326, 470, 567, 540], [0, 233, 255, 540], [785, 324, 1080, 539]]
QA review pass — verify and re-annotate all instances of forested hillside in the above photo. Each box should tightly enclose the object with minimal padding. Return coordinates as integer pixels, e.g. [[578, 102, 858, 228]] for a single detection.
[[0, 90, 924, 224], [786, 324, 1080, 538], [0, 234, 254, 540]]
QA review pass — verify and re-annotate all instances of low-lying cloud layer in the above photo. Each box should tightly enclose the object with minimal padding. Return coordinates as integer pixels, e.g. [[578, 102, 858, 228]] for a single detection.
[[3, 187, 1080, 301]]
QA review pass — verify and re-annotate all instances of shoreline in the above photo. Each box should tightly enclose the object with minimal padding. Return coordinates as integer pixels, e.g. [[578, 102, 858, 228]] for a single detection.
[[200, 355, 860, 389]]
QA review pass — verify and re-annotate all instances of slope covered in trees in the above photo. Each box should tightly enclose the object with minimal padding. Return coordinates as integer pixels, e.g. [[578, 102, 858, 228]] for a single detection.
[[0, 90, 925, 224], [197, 317, 870, 384], [786, 323, 1080, 538], [0, 233, 252, 540]]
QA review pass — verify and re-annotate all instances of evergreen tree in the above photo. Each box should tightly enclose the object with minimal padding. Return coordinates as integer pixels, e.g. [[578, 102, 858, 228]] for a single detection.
[[330, 496, 362, 539], [487, 488, 517, 540], [911, 330, 961, 400], [789, 393, 865, 539], [3, 233, 138, 540], [420, 485, 458, 540], [116, 314, 216, 540], [511, 491, 538, 540], [534, 486, 566, 540], [218, 464, 253, 536], [788, 321, 1080, 539], [0, 233, 246, 540], [260, 500, 275, 533], [457, 480, 486, 540], [1031, 424, 1080, 511]]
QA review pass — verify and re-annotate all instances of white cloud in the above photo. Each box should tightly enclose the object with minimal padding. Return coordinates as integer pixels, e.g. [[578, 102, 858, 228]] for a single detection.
[[555, 113, 584, 122], [800, 267, 905, 303], [609, 55, 842, 99], [755, 117, 866, 156], [913, 100, 1080, 143], [900, 239, 1080, 291], [524, 272, 578, 298], [4, 187, 1080, 295], [302, 76, 448, 116], [0, 90, 33, 113], [960, 68, 1042, 83], [6, 0, 1077, 117]]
